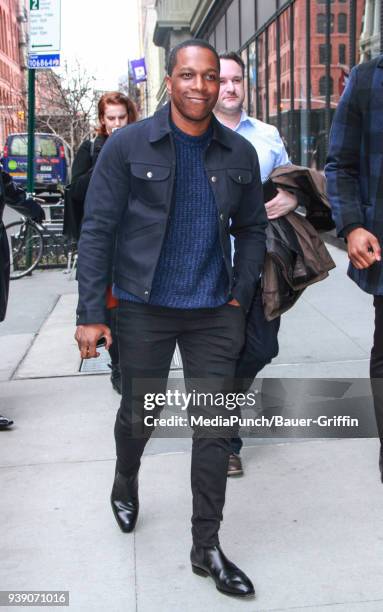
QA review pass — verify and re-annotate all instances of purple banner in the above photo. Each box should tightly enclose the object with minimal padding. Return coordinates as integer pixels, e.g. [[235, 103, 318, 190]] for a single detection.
[[130, 58, 147, 83]]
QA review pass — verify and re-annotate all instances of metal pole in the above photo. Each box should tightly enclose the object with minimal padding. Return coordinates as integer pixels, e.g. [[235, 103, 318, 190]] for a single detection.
[[265, 29, 270, 123], [290, 2, 295, 160], [324, 0, 331, 155], [381, 0, 383, 53], [255, 37, 260, 119], [239, 0, 242, 47], [246, 45, 251, 115], [306, 0, 311, 114], [276, 14, 281, 133], [27, 68, 35, 195], [145, 81, 149, 118], [306, 0, 311, 166], [26, 67, 36, 273], [349, 0, 357, 68]]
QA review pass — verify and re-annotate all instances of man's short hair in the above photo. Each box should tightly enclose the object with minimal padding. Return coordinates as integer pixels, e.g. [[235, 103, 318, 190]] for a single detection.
[[219, 52, 245, 77], [167, 39, 220, 76]]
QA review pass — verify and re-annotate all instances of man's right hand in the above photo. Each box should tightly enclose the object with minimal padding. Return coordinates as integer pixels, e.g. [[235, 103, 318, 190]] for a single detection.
[[75, 324, 112, 359], [347, 228, 382, 269]]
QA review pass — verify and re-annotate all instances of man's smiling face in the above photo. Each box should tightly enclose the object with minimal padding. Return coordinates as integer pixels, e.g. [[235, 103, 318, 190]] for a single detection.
[[166, 45, 220, 123]]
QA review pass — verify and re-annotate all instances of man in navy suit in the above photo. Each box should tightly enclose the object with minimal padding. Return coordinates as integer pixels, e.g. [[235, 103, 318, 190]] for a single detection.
[[326, 55, 383, 478]]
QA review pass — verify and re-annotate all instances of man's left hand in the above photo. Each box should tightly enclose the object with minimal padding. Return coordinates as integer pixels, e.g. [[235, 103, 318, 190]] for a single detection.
[[265, 188, 298, 219]]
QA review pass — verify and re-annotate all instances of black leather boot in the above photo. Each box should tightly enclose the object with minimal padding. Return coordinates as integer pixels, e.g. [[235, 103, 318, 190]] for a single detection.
[[111, 471, 139, 533], [108, 363, 122, 395], [190, 545, 255, 597]]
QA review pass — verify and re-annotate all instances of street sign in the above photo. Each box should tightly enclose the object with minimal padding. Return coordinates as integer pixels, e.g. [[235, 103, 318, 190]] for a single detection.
[[28, 53, 60, 69], [29, 0, 61, 55]]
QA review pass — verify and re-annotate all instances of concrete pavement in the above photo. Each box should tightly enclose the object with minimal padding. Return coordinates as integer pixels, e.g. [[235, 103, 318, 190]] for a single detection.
[[1, 244, 383, 612]]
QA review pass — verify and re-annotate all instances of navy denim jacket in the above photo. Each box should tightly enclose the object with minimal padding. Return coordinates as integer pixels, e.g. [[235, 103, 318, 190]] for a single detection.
[[76, 103, 267, 324]]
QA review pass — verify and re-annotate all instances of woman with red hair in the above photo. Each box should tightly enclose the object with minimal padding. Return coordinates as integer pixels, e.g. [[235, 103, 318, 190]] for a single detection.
[[71, 91, 137, 208], [71, 91, 138, 394]]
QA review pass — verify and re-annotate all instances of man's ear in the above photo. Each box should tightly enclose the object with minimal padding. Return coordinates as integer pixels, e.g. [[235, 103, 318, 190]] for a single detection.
[[165, 75, 172, 97]]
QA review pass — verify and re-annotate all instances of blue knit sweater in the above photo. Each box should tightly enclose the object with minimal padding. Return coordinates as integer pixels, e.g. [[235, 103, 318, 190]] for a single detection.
[[114, 122, 228, 308]]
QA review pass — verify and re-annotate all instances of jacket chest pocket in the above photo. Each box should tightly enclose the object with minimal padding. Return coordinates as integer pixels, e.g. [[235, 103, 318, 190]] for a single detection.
[[226, 168, 253, 209], [130, 163, 171, 204]]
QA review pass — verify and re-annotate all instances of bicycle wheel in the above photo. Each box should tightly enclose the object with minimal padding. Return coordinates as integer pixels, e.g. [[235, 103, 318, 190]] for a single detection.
[[5, 219, 44, 279]]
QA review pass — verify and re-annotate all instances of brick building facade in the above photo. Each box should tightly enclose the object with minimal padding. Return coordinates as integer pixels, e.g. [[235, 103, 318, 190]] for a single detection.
[[153, 0, 379, 169], [259, 0, 365, 120]]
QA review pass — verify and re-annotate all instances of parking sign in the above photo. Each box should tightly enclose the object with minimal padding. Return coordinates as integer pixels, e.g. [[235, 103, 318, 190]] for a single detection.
[[29, 0, 61, 55]]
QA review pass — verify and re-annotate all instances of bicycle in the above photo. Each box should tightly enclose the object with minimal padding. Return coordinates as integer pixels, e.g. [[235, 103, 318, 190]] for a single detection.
[[5, 216, 44, 279]]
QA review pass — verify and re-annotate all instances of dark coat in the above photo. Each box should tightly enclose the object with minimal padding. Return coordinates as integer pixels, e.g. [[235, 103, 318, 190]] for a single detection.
[[0, 171, 44, 321], [63, 135, 107, 241], [325, 55, 383, 295], [71, 134, 107, 203], [76, 102, 267, 325]]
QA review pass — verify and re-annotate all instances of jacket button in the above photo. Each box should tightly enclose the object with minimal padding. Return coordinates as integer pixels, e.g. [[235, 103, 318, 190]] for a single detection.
[[220, 213, 224, 221], [144, 290, 149, 295], [238, 175, 242, 182], [211, 176, 217, 183], [146, 171, 153, 178]]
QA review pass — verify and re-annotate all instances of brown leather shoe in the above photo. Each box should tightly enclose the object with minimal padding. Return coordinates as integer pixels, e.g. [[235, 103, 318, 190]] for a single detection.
[[227, 453, 243, 477]]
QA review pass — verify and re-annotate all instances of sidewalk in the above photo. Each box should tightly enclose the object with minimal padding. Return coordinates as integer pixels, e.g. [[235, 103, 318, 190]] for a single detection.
[[1, 244, 383, 612]]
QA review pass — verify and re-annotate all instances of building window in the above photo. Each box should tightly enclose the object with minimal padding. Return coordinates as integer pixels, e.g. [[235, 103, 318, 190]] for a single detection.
[[319, 44, 331, 64], [215, 15, 226, 53], [226, 0, 239, 52], [338, 13, 347, 33], [240, 0, 255, 46], [339, 43, 346, 64], [319, 75, 334, 96], [317, 13, 334, 34], [317, 14, 326, 33]]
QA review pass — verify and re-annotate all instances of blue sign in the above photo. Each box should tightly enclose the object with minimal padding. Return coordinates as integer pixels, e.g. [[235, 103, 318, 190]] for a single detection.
[[130, 58, 147, 84], [28, 53, 60, 69]]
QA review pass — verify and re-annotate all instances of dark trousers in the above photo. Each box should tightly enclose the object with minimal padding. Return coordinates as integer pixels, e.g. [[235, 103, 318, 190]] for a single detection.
[[371, 296, 383, 442], [230, 284, 281, 455], [114, 301, 245, 547]]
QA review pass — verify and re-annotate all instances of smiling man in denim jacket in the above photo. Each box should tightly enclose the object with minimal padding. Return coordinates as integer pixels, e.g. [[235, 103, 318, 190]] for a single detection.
[[75, 39, 267, 598]]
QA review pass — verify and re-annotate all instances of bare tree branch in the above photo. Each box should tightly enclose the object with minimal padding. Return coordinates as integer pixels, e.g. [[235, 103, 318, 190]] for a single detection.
[[35, 61, 97, 164]]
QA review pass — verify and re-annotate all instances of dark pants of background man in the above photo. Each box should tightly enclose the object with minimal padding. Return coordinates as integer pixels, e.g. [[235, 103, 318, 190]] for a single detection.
[[370, 296, 383, 441], [114, 300, 245, 547], [230, 284, 281, 455]]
